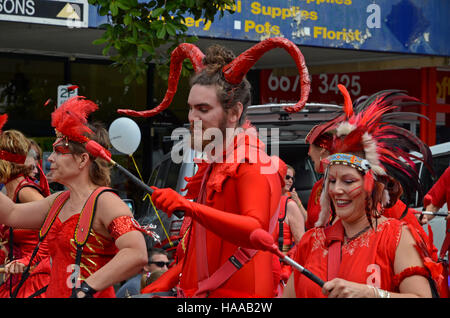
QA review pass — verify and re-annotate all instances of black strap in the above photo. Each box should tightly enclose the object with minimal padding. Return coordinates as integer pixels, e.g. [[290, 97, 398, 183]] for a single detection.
[[428, 276, 440, 298], [278, 197, 290, 251], [69, 242, 86, 297], [27, 285, 48, 298], [8, 228, 14, 296], [399, 204, 409, 220], [10, 241, 41, 298]]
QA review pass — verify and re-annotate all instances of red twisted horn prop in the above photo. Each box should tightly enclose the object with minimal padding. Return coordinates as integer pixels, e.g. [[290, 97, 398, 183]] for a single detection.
[[222, 37, 311, 113], [117, 43, 205, 118]]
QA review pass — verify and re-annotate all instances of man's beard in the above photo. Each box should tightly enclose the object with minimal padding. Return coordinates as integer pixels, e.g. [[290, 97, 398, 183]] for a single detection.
[[189, 116, 229, 153]]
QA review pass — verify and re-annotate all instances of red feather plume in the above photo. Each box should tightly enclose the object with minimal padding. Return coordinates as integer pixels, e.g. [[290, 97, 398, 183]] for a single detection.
[[0, 114, 7, 133], [51, 96, 98, 143], [338, 84, 353, 118]]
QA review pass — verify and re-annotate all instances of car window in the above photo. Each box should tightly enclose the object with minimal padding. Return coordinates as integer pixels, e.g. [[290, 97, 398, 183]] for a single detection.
[[153, 156, 170, 188], [413, 153, 450, 207], [268, 144, 318, 206], [166, 160, 182, 190]]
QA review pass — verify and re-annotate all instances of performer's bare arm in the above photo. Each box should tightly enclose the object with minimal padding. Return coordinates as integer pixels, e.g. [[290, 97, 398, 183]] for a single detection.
[[282, 274, 296, 298], [286, 200, 305, 244], [80, 192, 148, 293], [0, 191, 56, 230]]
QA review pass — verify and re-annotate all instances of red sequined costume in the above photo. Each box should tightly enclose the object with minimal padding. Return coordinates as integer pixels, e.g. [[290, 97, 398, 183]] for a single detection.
[[43, 190, 149, 298], [0, 178, 50, 298], [293, 218, 446, 297], [45, 212, 118, 298]]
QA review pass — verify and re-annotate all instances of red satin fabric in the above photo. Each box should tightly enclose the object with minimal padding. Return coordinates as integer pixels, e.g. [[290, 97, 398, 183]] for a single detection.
[[293, 218, 444, 298], [306, 178, 324, 230], [0, 180, 50, 298], [45, 215, 118, 298], [175, 132, 282, 298], [0, 228, 51, 298]]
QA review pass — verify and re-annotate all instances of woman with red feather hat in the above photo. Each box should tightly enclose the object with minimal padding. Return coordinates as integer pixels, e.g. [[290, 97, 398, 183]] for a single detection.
[[121, 37, 311, 298], [283, 85, 447, 298], [0, 97, 152, 298], [0, 114, 51, 298]]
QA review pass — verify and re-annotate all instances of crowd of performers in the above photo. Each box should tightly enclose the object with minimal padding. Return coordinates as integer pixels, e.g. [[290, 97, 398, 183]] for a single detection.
[[0, 37, 448, 298]]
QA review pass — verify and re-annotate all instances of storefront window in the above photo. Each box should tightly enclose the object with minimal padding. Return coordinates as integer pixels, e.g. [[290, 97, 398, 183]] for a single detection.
[[70, 61, 147, 125], [0, 55, 64, 123]]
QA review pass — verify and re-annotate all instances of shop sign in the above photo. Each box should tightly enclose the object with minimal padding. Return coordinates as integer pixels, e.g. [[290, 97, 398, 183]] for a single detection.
[[260, 68, 450, 106], [0, 0, 88, 28]]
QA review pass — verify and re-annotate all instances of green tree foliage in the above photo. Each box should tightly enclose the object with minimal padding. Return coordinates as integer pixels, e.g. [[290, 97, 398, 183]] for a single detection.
[[88, 0, 236, 84]]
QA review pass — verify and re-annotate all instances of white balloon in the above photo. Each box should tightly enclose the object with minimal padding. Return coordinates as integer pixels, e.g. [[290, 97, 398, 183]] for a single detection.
[[109, 117, 141, 155]]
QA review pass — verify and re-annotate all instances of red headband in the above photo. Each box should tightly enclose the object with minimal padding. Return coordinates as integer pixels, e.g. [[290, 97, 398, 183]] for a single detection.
[[117, 37, 311, 117], [0, 150, 26, 164]]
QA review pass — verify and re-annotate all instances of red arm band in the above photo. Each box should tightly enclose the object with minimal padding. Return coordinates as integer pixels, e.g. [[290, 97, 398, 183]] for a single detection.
[[108, 215, 159, 242]]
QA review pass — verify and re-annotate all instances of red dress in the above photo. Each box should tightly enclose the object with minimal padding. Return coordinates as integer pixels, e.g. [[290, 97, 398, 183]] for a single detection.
[[293, 218, 445, 298], [45, 214, 118, 298], [176, 130, 282, 298], [0, 178, 50, 298]]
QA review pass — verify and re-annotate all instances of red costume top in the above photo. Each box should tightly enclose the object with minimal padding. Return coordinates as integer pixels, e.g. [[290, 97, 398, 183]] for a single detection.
[[293, 218, 446, 298], [0, 178, 50, 298], [423, 166, 450, 259], [276, 195, 294, 253], [44, 198, 118, 298], [174, 130, 282, 298], [306, 178, 324, 230]]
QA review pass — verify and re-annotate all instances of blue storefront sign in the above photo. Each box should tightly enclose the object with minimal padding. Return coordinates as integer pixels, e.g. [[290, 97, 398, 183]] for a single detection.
[[167, 0, 448, 56], [2, 0, 446, 56]]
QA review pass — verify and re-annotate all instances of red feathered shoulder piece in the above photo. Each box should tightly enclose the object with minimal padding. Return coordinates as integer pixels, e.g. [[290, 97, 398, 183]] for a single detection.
[[51, 96, 98, 143], [0, 114, 7, 133]]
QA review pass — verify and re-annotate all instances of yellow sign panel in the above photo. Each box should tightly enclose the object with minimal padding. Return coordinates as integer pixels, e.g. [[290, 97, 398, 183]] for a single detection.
[[57, 3, 80, 20]]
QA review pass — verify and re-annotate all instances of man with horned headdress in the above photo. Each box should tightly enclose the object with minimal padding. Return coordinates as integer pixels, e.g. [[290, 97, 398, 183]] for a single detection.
[[119, 38, 311, 298]]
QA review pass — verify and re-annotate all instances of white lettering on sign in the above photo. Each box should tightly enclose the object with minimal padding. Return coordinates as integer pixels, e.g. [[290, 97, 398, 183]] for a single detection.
[[268, 73, 300, 93], [0, 0, 35, 15], [318, 73, 361, 96], [366, 4, 381, 29]]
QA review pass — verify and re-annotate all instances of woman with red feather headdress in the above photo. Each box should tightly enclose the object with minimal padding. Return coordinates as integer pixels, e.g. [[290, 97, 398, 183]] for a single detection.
[[283, 85, 447, 298], [124, 37, 311, 298], [305, 90, 439, 248], [0, 115, 51, 298], [0, 97, 153, 298]]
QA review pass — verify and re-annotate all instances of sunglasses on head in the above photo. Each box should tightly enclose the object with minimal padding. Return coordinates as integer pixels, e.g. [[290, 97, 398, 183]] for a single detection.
[[285, 175, 295, 181], [150, 261, 170, 268]]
